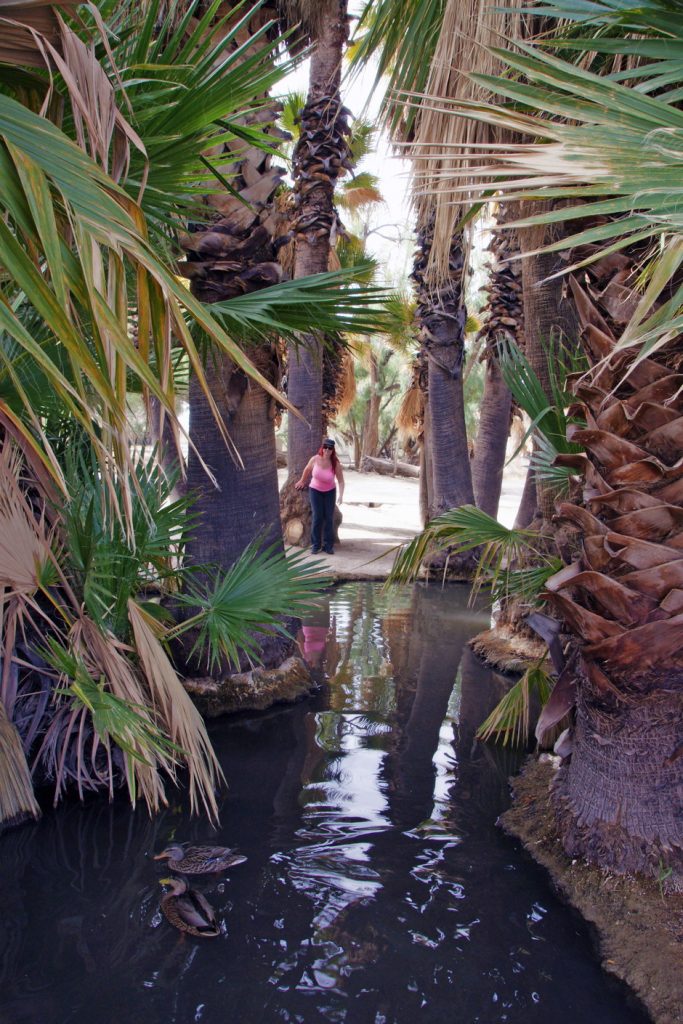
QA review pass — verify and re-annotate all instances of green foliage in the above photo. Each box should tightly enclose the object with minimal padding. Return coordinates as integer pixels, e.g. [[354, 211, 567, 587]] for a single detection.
[[477, 663, 555, 748], [60, 447, 191, 639], [436, 0, 683, 354], [351, 0, 447, 135], [52, 652, 181, 768], [388, 504, 555, 603], [171, 542, 330, 672], [498, 335, 586, 494], [209, 267, 392, 343]]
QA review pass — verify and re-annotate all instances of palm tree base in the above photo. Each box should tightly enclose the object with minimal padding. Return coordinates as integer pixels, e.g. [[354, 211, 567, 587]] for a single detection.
[[553, 677, 683, 882]]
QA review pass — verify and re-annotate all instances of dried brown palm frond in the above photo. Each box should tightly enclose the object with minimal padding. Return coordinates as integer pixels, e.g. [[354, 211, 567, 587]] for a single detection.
[[67, 616, 168, 813], [0, 700, 40, 825], [0, 0, 79, 66], [128, 600, 223, 822], [395, 381, 424, 446], [334, 348, 357, 418], [405, 0, 525, 285], [48, 15, 145, 184], [0, 443, 53, 595]]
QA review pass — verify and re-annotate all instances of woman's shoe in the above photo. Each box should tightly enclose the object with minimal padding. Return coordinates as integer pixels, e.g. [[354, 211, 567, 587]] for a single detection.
[[323, 546, 334, 555], [311, 546, 321, 554]]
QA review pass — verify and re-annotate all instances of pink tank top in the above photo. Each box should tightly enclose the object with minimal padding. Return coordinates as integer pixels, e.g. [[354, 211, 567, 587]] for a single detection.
[[310, 459, 336, 492], [302, 625, 328, 659]]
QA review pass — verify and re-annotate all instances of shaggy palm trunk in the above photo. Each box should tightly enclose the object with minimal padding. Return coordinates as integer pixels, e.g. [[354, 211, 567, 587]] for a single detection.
[[544, 268, 683, 881], [181, 3, 287, 572], [281, 0, 350, 546], [413, 221, 475, 572], [472, 223, 522, 517]]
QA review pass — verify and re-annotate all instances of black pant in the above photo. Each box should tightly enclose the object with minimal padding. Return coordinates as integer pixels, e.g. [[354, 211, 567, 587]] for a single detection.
[[309, 486, 336, 551]]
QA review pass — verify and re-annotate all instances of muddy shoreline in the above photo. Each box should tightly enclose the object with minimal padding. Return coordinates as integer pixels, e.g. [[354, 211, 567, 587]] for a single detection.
[[500, 758, 683, 1024]]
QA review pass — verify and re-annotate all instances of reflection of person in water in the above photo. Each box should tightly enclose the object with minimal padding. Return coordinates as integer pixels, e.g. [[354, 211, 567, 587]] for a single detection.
[[297, 603, 340, 678]]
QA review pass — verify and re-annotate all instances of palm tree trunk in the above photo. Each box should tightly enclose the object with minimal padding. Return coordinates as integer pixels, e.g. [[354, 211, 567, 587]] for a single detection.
[[519, 208, 579, 523], [361, 351, 380, 461], [472, 219, 522, 518], [281, 0, 350, 546], [414, 221, 474, 516], [419, 399, 433, 526], [186, 348, 282, 575], [182, 3, 288, 572], [544, 266, 683, 881], [413, 221, 475, 573], [472, 360, 512, 518]]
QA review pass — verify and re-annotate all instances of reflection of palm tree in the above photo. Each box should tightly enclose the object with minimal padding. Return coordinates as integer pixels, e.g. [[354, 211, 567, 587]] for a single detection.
[[382, 586, 490, 830]]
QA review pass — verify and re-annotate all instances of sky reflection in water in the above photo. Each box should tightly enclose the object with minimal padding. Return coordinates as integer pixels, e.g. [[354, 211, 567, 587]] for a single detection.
[[0, 583, 648, 1024]]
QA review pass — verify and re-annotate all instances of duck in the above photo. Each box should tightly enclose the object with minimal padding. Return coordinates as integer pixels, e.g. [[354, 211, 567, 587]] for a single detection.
[[158, 877, 220, 938], [154, 843, 247, 875]]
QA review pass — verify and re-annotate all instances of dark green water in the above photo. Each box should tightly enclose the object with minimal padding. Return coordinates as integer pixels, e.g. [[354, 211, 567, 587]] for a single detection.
[[0, 583, 648, 1024]]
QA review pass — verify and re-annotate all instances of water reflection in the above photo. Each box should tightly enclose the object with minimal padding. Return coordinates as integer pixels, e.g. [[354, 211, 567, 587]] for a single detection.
[[0, 583, 647, 1024]]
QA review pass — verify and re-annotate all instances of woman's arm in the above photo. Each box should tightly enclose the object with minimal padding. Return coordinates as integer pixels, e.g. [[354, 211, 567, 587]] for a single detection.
[[335, 462, 345, 503], [295, 458, 315, 489]]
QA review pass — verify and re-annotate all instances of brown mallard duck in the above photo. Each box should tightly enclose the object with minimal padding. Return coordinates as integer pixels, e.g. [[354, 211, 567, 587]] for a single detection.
[[154, 843, 247, 875], [158, 877, 220, 938]]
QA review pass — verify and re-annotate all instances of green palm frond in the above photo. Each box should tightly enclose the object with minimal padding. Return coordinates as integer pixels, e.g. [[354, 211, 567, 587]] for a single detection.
[[423, 22, 683, 342], [1, 91, 293, 508], [348, 119, 378, 163], [497, 335, 585, 493], [388, 504, 547, 597], [170, 542, 330, 672], [477, 663, 555, 748], [105, 0, 298, 234], [209, 267, 391, 342], [351, 0, 446, 135]]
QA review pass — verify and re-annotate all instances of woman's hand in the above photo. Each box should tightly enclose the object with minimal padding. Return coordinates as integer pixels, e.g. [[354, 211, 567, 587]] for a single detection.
[[295, 479, 306, 490]]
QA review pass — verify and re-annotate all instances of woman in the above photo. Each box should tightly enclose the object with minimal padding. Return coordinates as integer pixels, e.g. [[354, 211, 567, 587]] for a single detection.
[[295, 437, 345, 554]]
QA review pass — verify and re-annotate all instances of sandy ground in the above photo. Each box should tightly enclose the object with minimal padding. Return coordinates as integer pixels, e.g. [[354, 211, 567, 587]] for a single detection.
[[279, 460, 526, 579]]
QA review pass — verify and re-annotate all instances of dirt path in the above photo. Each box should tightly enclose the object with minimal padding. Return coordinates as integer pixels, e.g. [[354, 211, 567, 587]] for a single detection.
[[280, 463, 526, 579]]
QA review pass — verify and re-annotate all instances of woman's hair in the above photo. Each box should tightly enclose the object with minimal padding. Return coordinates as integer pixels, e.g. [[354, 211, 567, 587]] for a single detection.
[[318, 445, 338, 470]]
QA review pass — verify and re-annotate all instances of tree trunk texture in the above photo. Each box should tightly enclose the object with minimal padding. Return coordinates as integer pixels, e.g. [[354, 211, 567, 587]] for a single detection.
[[472, 360, 512, 518], [513, 464, 537, 529], [413, 221, 476, 575], [471, 220, 522, 518], [360, 351, 380, 461], [181, 3, 288, 572], [186, 346, 282, 576], [543, 253, 683, 880], [281, 0, 350, 547], [419, 398, 433, 527], [519, 207, 579, 523], [554, 671, 682, 878]]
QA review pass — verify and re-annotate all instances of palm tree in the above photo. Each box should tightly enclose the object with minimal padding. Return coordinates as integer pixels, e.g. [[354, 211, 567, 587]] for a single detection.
[[353, 0, 524, 572], [471, 211, 522, 519], [388, 0, 683, 880], [0, 0, 359, 821], [280, 0, 352, 547], [178, 1, 296, 571]]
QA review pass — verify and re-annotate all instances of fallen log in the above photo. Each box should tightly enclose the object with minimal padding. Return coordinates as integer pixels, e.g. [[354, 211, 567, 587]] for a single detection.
[[361, 456, 420, 478]]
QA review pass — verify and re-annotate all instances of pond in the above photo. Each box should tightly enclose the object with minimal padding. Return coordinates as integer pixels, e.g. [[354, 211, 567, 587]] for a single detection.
[[0, 582, 648, 1024]]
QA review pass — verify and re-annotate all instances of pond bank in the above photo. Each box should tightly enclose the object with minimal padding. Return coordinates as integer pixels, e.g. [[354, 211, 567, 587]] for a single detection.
[[501, 758, 683, 1024]]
